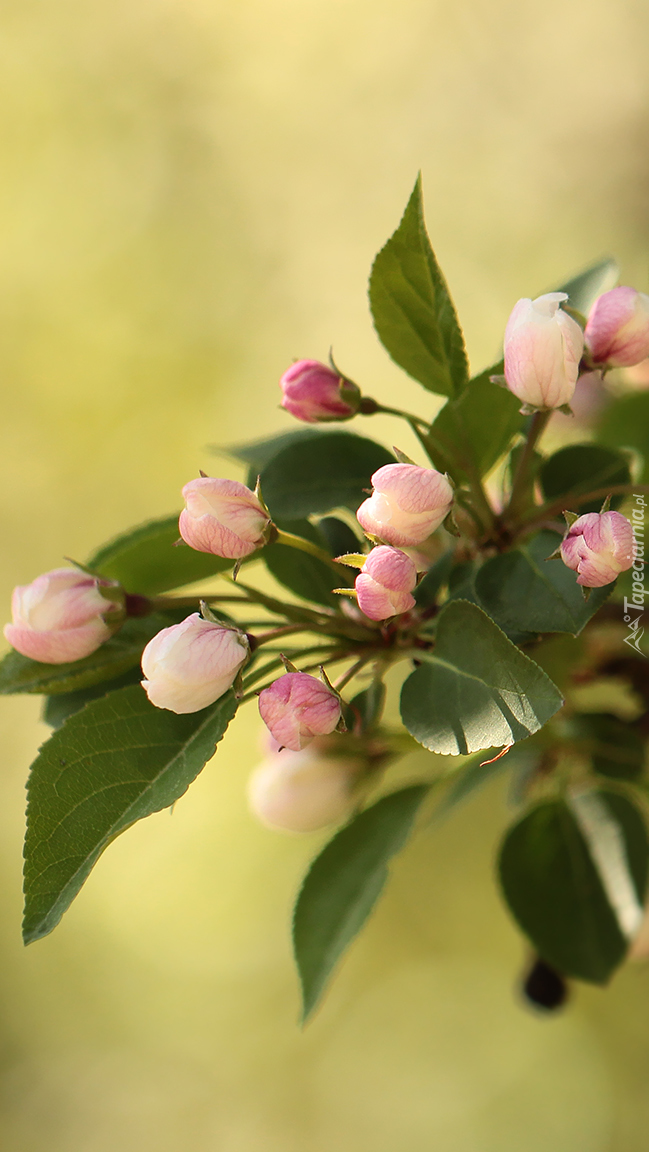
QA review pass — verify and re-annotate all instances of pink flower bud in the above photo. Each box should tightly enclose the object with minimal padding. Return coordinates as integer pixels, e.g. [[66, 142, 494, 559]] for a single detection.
[[141, 613, 248, 713], [560, 511, 634, 588], [585, 286, 649, 368], [3, 568, 122, 664], [504, 292, 584, 409], [248, 746, 362, 832], [179, 476, 270, 560], [280, 359, 360, 423], [356, 463, 453, 547], [258, 671, 341, 752], [355, 545, 417, 620]]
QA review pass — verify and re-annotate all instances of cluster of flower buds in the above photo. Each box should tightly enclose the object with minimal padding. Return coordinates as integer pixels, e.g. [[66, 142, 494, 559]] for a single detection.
[[3, 568, 124, 664], [503, 285, 649, 411]]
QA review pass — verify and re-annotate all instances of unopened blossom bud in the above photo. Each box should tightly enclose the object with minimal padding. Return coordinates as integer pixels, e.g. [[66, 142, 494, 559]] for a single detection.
[[504, 292, 584, 409], [258, 671, 341, 751], [141, 613, 248, 713], [560, 511, 634, 588], [585, 287, 649, 368], [280, 359, 360, 423], [248, 745, 362, 832], [4, 568, 123, 664], [355, 545, 417, 621], [356, 463, 453, 547], [179, 476, 271, 560]]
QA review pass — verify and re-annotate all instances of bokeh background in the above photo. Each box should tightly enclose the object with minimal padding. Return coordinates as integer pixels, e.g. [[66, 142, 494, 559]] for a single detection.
[[0, 0, 648, 1147]]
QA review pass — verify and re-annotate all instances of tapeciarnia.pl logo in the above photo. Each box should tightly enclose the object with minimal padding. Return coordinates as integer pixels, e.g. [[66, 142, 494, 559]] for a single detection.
[[624, 494, 647, 655]]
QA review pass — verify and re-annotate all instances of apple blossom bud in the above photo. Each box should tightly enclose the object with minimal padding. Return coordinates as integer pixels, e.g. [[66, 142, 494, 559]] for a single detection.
[[280, 359, 360, 423], [179, 476, 271, 560], [248, 745, 362, 832], [356, 463, 453, 547], [585, 286, 649, 368], [4, 568, 123, 664], [258, 672, 341, 751], [503, 292, 584, 409], [355, 545, 417, 620], [560, 511, 634, 588], [141, 613, 249, 713]]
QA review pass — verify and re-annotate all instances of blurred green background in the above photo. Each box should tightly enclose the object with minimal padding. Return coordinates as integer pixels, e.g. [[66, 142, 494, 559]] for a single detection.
[[1, 0, 649, 1147]]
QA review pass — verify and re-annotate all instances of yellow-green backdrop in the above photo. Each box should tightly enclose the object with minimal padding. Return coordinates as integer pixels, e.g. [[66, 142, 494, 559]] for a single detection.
[[0, 1, 648, 1147]]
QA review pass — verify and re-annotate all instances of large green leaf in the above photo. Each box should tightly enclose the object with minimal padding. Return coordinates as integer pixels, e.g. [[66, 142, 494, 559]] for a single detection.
[[498, 791, 648, 983], [595, 391, 649, 482], [369, 175, 468, 397], [23, 685, 238, 944], [88, 515, 231, 595], [0, 613, 175, 696], [540, 444, 631, 514], [400, 600, 563, 755], [475, 531, 615, 636], [223, 428, 324, 485], [259, 432, 395, 519], [293, 785, 428, 1020], [424, 367, 523, 480], [554, 257, 618, 316], [42, 667, 143, 728]]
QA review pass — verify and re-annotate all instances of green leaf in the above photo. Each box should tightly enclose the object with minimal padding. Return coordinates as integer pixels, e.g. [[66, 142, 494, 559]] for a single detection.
[[554, 257, 618, 316], [475, 531, 615, 636], [498, 790, 648, 983], [567, 713, 646, 781], [423, 367, 524, 480], [317, 516, 362, 558], [400, 600, 563, 755], [540, 444, 631, 514], [42, 667, 143, 728], [88, 515, 231, 595], [259, 431, 395, 520], [595, 391, 649, 482], [0, 613, 176, 696], [435, 745, 539, 820], [263, 519, 341, 608], [23, 685, 238, 944], [293, 785, 428, 1020], [222, 428, 323, 485], [369, 175, 468, 397]]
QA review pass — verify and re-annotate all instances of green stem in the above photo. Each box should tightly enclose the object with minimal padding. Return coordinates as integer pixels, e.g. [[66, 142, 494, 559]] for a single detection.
[[239, 649, 351, 703], [361, 400, 431, 430], [505, 410, 551, 522], [334, 656, 370, 692], [273, 529, 351, 579], [252, 624, 307, 646]]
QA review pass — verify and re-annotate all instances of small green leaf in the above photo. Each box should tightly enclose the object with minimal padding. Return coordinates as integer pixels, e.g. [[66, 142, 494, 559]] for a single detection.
[[498, 791, 648, 983], [259, 432, 395, 519], [540, 444, 631, 514], [0, 614, 176, 696], [475, 531, 615, 636], [317, 516, 362, 558], [554, 257, 618, 316], [369, 175, 468, 397], [23, 685, 238, 944], [263, 519, 341, 608], [88, 515, 231, 595], [293, 785, 428, 1020], [400, 600, 563, 755], [435, 745, 539, 819], [423, 366, 524, 480]]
